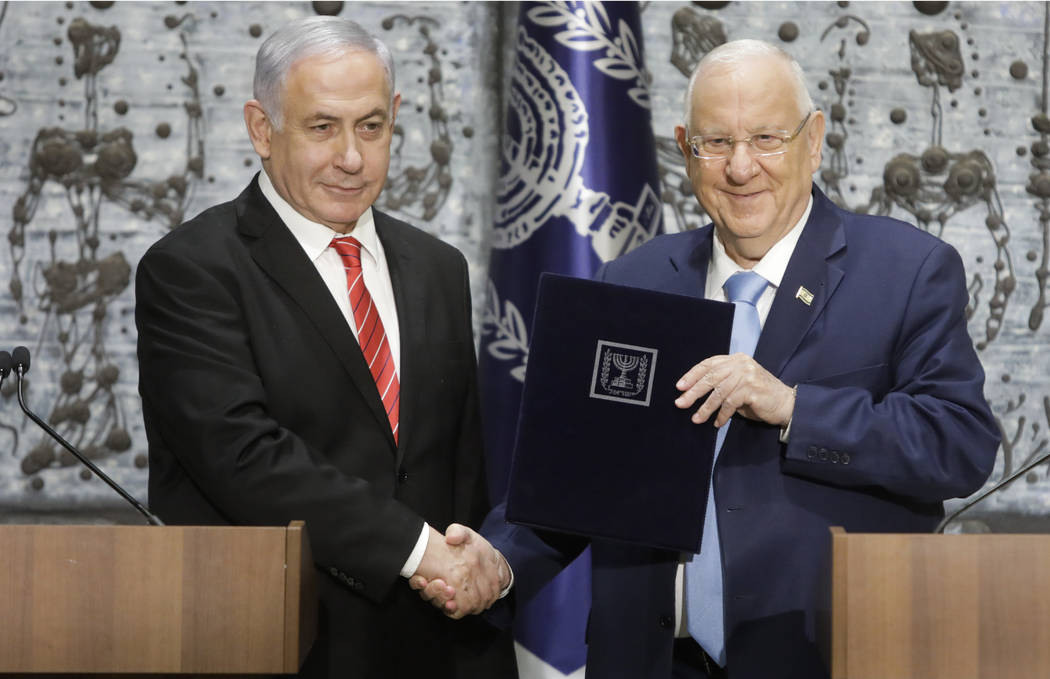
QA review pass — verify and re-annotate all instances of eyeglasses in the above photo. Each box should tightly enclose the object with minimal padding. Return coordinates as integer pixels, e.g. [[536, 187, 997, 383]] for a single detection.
[[687, 111, 812, 160]]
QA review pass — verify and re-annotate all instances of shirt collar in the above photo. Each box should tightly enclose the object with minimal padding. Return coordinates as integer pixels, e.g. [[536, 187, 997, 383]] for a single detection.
[[710, 194, 813, 292], [257, 170, 380, 263]]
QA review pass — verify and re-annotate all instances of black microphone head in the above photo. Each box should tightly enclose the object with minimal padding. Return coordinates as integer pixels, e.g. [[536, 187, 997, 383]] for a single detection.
[[0, 351, 10, 378], [11, 346, 29, 374]]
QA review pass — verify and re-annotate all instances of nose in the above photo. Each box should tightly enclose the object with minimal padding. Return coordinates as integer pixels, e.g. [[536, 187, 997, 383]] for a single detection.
[[334, 133, 364, 173], [724, 140, 759, 184]]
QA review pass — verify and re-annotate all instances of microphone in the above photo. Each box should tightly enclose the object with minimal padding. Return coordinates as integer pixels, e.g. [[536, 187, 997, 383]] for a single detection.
[[935, 450, 1050, 533], [11, 346, 164, 526]]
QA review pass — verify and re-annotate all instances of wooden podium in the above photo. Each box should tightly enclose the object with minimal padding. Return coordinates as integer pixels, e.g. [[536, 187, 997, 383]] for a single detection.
[[0, 521, 317, 677], [829, 526, 1050, 679]]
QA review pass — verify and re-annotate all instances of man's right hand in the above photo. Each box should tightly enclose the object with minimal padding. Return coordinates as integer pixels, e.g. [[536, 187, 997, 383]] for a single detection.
[[410, 524, 510, 619]]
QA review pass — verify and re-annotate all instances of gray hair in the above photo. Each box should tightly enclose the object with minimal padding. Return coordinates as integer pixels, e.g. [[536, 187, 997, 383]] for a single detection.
[[682, 39, 813, 126], [253, 16, 396, 131]]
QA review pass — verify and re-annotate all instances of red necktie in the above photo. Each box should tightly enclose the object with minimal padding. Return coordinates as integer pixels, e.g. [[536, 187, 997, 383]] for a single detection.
[[330, 236, 399, 443]]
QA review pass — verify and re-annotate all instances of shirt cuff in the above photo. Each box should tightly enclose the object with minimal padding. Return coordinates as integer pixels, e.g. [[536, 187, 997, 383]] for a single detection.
[[499, 561, 515, 599], [400, 522, 430, 578], [779, 385, 798, 444]]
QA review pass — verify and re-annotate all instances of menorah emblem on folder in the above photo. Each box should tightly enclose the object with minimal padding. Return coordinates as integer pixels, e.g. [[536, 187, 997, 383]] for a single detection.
[[609, 353, 640, 389], [590, 340, 657, 407]]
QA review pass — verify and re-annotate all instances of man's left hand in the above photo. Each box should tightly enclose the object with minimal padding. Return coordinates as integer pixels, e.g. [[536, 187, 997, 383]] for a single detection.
[[675, 353, 795, 428]]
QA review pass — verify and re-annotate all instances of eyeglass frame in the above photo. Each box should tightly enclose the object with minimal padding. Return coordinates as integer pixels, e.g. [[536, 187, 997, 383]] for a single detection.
[[686, 110, 814, 160]]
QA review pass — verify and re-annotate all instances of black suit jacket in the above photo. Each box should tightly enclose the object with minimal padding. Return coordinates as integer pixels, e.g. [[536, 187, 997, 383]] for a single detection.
[[136, 176, 516, 678]]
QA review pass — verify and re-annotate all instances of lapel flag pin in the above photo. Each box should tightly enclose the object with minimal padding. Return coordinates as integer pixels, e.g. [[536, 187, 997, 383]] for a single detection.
[[795, 286, 814, 306]]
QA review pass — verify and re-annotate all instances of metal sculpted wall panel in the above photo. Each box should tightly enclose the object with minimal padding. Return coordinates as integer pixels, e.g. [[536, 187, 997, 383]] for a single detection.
[[0, 1, 499, 517], [0, 1, 1047, 532]]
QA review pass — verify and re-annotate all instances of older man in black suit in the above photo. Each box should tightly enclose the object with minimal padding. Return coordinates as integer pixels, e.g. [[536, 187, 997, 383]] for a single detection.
[[135, 16, 516, 679]]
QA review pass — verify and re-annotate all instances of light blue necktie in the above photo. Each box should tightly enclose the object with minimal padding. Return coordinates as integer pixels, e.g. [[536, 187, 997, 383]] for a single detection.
[[686, 270, 769, 666]]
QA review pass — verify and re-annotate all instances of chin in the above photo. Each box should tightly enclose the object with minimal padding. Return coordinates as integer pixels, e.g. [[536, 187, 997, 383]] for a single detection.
[[336, 210, 370, 225], [725, 217, 775, 239]]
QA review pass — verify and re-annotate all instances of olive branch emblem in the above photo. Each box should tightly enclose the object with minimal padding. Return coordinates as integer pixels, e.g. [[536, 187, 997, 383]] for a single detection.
[[481, 278, 529, 383], [526, 1, 651, 110]]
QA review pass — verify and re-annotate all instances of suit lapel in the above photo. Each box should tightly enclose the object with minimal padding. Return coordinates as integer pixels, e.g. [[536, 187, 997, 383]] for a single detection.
[[665, 227, 714, 297], [375, 211, 425, 465], [236, 179, 396, 449], [754, 188, 846, 378]]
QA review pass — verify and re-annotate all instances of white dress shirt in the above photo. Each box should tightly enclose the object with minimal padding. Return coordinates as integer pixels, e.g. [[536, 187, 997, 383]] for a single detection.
[[675, 196, 813, 636], [257, 172, 428, 579]]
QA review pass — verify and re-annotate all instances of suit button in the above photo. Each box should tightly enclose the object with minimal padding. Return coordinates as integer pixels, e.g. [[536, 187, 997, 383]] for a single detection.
[[818, 447, 828, 461], [658, 615, 673, 629], [842, 452, 851, 465], [398, 469, 409, 484], [807, 446, 817, 459], [831, 450, 840, 464]]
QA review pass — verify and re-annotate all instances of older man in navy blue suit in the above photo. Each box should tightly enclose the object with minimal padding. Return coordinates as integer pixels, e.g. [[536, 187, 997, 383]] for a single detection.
[[415, 39, 999, 679]]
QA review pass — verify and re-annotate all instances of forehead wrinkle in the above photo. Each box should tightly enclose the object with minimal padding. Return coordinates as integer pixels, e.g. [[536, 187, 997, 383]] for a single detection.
[[284, 50, 391, 111], [691, 68, 745, 134], [693, 59, 798, 134]]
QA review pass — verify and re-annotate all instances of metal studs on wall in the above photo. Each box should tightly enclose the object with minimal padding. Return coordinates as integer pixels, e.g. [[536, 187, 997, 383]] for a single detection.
[[0, 1, 1047, 531]]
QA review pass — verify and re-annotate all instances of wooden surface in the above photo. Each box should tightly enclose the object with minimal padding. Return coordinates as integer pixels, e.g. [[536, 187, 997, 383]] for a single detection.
[[830, 527, 1050, 679], [0, 523, 315, 675], [284, 520, 317, 674]]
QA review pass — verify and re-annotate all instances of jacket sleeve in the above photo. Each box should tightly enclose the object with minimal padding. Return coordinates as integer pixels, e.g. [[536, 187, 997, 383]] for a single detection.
[[482, 499, 589, 624], [781, 240, 1000, 502]]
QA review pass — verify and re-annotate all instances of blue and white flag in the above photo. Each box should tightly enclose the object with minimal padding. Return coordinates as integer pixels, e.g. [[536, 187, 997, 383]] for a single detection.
[[480, 2, 661, 676]]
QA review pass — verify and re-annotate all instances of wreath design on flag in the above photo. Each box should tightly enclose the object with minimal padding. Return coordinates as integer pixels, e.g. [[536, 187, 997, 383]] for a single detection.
[[526, 1, 651, 110]]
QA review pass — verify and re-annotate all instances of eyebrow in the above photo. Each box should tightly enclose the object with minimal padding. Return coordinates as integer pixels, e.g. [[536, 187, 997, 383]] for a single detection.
[[304, 108, 389, 125], [354, 107, 389, 125], [695, 122, 791, 135], [307, 113, 340, 124]]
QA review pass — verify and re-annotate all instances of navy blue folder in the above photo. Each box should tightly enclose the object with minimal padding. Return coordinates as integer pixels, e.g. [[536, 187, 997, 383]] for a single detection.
[[506, 273, 734, 552]]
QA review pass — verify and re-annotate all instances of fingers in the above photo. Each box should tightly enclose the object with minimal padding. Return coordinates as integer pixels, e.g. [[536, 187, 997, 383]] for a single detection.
[[411, 524, 505, 619], [675, 355, 739, 423], [448, 528, 501, 614], [675, 354, 794, 427], [412, 575, 460, 615]]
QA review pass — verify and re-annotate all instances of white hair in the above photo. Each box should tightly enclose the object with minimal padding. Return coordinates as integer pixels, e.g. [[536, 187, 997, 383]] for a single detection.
[[682, 39, 814, 126], [252, 16, 395, 131]]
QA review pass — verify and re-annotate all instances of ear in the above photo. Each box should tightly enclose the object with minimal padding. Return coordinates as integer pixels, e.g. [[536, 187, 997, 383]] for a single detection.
[[806, 109, 826, 173], [674, 124, 695, 172], [390, 92, 402, 127], [244, 100, 274, 161]]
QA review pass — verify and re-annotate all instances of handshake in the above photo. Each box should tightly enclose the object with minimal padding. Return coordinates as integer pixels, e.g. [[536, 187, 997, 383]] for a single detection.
[[409, 524, 511, 619]]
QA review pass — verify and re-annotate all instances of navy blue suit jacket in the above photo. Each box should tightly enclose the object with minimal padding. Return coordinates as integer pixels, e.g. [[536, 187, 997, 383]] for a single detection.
[[485, 187, 999, 679]]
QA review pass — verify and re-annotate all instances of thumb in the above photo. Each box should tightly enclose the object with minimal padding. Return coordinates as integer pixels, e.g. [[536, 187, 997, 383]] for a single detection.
[[444, 523, 473, 546]]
